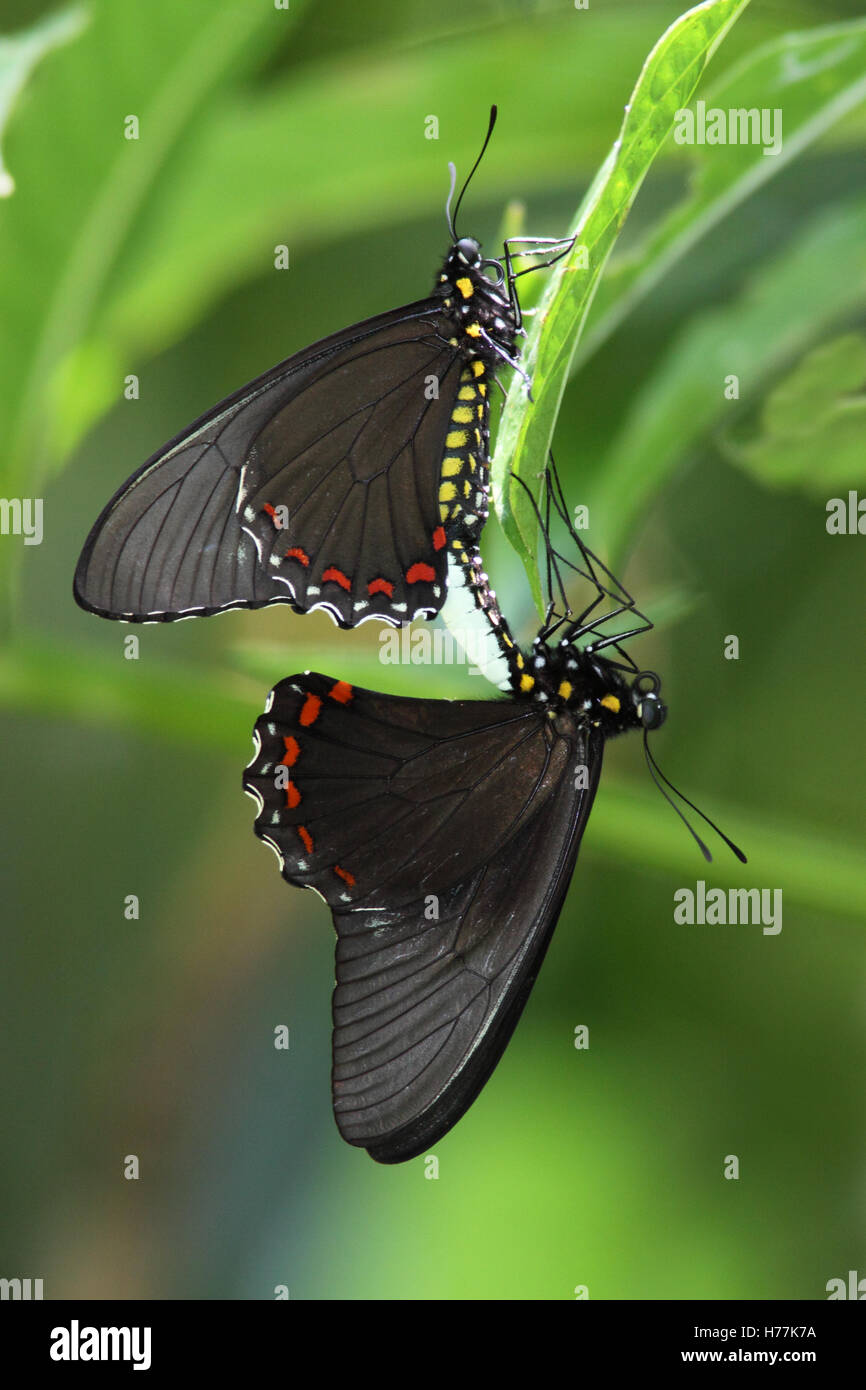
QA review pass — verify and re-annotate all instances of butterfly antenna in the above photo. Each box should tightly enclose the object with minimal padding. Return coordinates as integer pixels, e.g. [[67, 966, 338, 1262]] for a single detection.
[[448, 105, 498, 239], [445, 162, 459, 238], [643, 733, 747, 863]]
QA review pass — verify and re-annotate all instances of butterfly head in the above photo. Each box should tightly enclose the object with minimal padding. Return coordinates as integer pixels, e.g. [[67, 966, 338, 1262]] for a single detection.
[[525, 637, 667, 737], [437, 237, 517, 363], [453, 236, 483, 267]]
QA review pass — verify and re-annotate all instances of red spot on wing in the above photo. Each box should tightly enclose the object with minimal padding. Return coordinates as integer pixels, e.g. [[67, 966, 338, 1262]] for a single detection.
[[432, 526, 446, 551], [286, 780, 301, 809], [285, 547, 310, 566], [299, 694, 322, 726], [367, 577, 394, 598], [297, 825, 314, 854], [334, 864, 356, 887], [406, 562, 436, 584], [322, 566, 351, 591], [328, 681, 353, 705], [280, 736, 300, 766]]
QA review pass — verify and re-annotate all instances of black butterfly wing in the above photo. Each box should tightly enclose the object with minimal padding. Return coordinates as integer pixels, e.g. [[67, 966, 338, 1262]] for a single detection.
[[243, 673, 604, 1162], [74, 301, 464, 626]]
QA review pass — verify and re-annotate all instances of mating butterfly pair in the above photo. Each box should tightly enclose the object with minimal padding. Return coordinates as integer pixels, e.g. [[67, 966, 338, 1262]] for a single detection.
[[243, 471, 745, 1163], [74, 111, 743, 1163]]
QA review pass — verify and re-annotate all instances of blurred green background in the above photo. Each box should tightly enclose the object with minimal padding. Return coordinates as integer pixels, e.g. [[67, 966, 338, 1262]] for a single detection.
[[1, 0, 864, 1300]]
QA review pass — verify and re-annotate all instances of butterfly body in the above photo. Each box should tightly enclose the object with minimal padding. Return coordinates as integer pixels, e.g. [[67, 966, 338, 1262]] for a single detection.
[[243, 602, 662, 1161], [73, 235, 520, 630]]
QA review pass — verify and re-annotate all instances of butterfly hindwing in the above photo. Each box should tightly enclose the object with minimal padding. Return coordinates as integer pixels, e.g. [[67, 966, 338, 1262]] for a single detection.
[[74, 302, 463, 626], [243, 673, 604, 1162]]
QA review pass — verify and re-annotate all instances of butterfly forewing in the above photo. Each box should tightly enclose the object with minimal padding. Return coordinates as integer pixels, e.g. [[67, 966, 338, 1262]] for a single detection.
[[243, 673, 604, 1162], [74, 302, 471, 625], [75, 238, 507, 629]]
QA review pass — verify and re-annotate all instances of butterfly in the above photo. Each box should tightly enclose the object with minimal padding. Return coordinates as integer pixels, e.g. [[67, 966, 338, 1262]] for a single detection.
[[242, 465, 746, 1162], [73, 107, 571, 630]]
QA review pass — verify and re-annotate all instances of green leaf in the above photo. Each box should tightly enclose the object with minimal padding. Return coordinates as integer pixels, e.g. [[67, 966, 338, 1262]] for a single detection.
[[493, 0, 751, 612], [589, 196, 866, 556], [0, 4, 87, 198], [723, 333, 866, 493], [576, 17, 866, 370]]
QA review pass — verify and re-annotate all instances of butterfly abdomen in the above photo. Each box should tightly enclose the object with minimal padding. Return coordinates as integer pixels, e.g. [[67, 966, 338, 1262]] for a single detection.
[[438, 361, 491, 554], [434, 243, 519, 560]]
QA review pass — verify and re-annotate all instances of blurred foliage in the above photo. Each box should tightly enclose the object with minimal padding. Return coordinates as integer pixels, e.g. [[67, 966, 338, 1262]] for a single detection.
[[589, 193, 866, 552], [498, 10, 866, 589], [497, 0, 751, 596], [724, 331, 866, 491], [0, 3, 86, 193], [0, 0, 864, 1301]]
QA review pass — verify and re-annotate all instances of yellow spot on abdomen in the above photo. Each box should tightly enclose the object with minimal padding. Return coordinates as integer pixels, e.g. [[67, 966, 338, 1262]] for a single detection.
[[520, 674, 535, 693], [456, 277, 474, 299], [558, 681, 573, 700], [600, 694, 621, 713], [441, 457, 462, 477], [439, 482, 457, 502], [446, 431, 467, 448], [465, 323, 481, 338], [452, 406, 473, 424]]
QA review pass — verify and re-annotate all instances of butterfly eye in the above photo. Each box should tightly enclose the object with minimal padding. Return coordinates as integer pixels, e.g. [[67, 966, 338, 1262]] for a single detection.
[[638, 693, 667, 730], [455, 236, 482, 264]]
